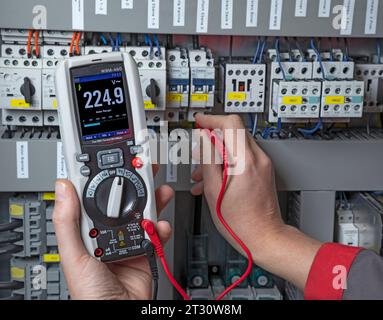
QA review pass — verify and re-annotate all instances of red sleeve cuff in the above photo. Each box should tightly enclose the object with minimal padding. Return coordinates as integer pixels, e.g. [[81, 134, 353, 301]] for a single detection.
[[304, 243, 364, 300]]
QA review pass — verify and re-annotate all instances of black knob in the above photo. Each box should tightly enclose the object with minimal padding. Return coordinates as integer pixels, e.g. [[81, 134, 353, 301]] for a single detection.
[[20, 77, 35, 104], [145, 79, 160, 105]]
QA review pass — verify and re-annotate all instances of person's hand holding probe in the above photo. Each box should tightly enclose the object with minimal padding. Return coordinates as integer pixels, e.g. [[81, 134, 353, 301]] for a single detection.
[[192, 114, 322, 291]]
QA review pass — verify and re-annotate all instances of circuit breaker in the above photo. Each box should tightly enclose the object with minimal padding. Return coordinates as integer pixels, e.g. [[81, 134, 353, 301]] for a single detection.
[[320, 80, 364, 118], [219, 61, 266, 113], [189, 48, 215, 109], [166, 48, 190, 109], [126, 46, 167, 112]]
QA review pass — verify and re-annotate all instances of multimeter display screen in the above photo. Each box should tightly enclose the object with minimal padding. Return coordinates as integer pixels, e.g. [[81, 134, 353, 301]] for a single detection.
[[74, 71, 130, 141]]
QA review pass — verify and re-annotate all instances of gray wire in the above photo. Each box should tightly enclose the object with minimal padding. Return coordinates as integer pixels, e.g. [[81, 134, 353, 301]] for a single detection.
[[0, 220, 22, 232], [0, 244, 23, 255]]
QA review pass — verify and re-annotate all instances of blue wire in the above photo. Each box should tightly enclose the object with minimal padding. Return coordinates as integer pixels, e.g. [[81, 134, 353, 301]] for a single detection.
[[100, 34, 108, 46], [259, 40, 266, 64], [109, 33, 116, 51], [377, 39, 382, 63], [248, 113, 255, 130], [153, 34, 161, 58], [262, 118, 282, 139], [145, 34, 154, 57], [310, 38, 327, 79], [116, 33, 121, 51], [275, 38, 287, 81], [343, 38, 350, 62], [253, 40, 261, 64], [294, 39, 306, 62], [298, 118, 323, 137]]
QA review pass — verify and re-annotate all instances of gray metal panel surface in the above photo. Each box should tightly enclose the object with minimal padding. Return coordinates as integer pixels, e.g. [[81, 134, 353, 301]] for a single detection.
[[1, 132, 383, 192], [0, 0, 381, 37]]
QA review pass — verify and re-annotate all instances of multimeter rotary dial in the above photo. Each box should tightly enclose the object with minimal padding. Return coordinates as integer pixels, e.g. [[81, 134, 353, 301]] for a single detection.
[[83, 168, 147, 224]]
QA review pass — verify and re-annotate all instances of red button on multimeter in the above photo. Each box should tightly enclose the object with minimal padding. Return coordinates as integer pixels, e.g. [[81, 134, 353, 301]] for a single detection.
[[132, 157, 144, 169]]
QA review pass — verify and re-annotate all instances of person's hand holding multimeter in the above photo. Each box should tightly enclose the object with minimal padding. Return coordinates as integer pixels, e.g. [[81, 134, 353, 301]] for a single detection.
[[56, 52, 158, 262], [53, 52, 173, 299]]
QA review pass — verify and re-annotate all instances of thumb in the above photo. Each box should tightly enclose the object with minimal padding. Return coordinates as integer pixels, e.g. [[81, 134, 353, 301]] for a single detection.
[[53, 180, 89, 267]]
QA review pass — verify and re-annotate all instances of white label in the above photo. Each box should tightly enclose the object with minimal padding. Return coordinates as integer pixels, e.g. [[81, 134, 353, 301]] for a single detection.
[[147, 0, 160, 29], [365, 0, 379, 35], [269, 0, 283, 30], [196, 0, 210, 33], [16, 142, 29, 179], [72, 0, 84, 30], [56, 142, 68, 179], [318, 0, 331, 17], [246, 0, 259, 27], [295, 0, 307, 17], [173, 0, 185, 26], [221, 0, 233, 29], [95, 0, 107, 15], [340, 0, 355, 35], [121, 0, 134, 9], [166, 142, 178, 183]]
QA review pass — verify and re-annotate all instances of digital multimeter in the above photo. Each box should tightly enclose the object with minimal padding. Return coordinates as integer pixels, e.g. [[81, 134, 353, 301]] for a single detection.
[[55, 52, 157, 262]]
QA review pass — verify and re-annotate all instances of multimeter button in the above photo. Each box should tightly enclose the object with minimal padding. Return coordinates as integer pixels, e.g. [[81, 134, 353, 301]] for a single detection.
[[76, 153, 90, 162], [80, 166, 91, 177], [97, 149, 124, 169], [130, 146, 143, 155], [132, 157, 144, 169], [89, 228, 99, 238], [94, 248, 104, 258], [101, 153, 120, 166]]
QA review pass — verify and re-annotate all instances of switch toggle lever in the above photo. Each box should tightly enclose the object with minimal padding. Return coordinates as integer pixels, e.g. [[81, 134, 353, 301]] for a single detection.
[[20, 77, 36, 104], [107, 177, 124, 218]]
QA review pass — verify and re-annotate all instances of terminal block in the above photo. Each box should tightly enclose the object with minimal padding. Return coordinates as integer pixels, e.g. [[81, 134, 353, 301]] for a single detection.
[[10, 258, 43, 300], [250, 267, 274, 289], [219, 61, 266, 113], [320, 80, 364, 118], [225, 244, 248, 289], [166, 48, 190, 109], [272, 80, 321, 118], [126, 46, 167, 112], [9, 196, 46, 258], [187, 235, 209, 289], [189, 48, 215, 109]]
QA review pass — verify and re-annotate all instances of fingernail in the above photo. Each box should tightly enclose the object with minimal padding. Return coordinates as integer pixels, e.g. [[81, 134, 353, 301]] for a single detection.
[[55, 181, 67, 202]]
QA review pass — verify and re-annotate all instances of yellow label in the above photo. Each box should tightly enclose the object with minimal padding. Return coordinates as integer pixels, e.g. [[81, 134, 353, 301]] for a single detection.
[[191, 94, 208, 102], [227, 92, 247, 101], [167, 93, 182, 103], [282, 96, 303, 105], [10, 204, 24, 217], [144, 101, 156, 109], [53, 99, 58, 109], [10, 99, 30, 108], [43, 192, 55, 201], [11, 267, 25, 279], [325, 96, 345, 105], [43, 254, 61, 263]]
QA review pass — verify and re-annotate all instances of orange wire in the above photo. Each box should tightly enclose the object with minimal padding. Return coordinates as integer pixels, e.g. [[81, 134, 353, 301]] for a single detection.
[[34, 31, 39, 58], [27, 30, 33, 57], [75, 32, 82, 55], [69, 32, 77, 56]]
